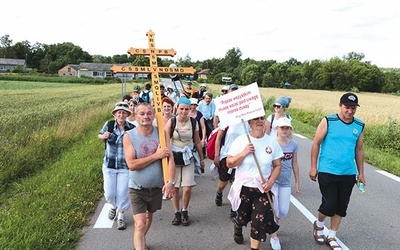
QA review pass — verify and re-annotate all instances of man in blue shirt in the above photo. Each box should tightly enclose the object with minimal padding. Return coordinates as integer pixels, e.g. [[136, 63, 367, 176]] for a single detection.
[[197, 92, 216, 138], [309, 93, 366, 250]]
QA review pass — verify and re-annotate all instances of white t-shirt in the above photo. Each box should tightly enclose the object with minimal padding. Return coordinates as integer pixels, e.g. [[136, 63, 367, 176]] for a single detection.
[[219, 122, 250, 159], [227, 134, 283, 188]]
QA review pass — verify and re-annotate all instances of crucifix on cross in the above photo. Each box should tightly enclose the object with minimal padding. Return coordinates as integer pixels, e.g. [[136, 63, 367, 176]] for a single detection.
[[110, 30, 196, 183]]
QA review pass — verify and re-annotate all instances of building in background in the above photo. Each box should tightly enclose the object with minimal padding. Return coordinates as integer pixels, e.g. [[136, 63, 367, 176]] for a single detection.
[[0, 58, 26, 72]]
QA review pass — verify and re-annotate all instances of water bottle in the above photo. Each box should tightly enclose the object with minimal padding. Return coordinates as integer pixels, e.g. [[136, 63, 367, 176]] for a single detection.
[[357, 181, 366, 193]]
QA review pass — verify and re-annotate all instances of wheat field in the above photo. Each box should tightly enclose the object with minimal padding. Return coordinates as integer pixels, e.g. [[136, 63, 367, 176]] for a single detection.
[[208, 84, 399, 126]]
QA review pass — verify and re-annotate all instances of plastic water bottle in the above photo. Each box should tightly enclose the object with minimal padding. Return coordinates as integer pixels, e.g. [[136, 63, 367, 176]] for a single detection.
[[357, 181, 366, 193]]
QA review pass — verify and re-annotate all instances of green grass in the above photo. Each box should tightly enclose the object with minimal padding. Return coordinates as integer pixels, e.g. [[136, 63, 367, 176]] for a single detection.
[[0, 80, 399, 249], [0, 128, 104, 249]]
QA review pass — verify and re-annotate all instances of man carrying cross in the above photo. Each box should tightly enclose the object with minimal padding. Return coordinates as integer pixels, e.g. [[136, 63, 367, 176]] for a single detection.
[[111, 30, 196, 249], [124, 102, 176, 250]]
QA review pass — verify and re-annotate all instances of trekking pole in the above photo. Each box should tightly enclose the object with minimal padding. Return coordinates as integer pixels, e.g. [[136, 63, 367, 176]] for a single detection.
[[240, 119, 279, 224]]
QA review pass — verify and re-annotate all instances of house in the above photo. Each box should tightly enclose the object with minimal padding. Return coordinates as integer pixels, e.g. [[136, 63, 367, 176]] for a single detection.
[[0, 58, 26, 72], [197, 69, 209, 80], [58, 63, 113, 78], [78, 63, 113, 78], [58, 64, 79, 77]]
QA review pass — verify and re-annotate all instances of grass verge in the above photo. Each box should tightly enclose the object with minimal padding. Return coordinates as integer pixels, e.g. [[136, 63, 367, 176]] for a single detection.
[[0, 126, 104, 250]]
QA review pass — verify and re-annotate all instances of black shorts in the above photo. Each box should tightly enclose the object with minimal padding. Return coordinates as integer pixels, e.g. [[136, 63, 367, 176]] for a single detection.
[[317, 172, 356, 217], [218, 157, 235, 182]]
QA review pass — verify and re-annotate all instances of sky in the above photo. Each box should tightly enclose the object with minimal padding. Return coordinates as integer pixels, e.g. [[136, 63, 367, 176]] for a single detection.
[[2, 0, 399, 68]]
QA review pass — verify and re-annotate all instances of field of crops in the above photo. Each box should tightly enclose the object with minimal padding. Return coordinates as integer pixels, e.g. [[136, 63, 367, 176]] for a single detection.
[[208, 84, 400, 126]]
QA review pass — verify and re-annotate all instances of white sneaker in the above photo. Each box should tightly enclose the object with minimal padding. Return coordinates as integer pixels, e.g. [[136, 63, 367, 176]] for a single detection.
[[270, 237, 281, 250]]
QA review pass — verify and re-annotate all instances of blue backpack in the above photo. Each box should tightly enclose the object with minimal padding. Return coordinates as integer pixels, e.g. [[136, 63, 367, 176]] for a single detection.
[[141, 91, 150, 103]]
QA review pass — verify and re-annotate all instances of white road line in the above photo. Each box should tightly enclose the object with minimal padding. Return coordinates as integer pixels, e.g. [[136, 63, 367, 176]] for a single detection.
[[376, 170, 400, 182], [93, 203, 115, 228], [293, 133, 307, 139], [290, 195, 350, 250]]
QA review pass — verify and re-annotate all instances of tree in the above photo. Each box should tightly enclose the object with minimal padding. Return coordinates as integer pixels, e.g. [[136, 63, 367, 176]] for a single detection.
[[262, 63, 289, 87], [241, 63, 262, 85], [285, 57, 302, 67], [39, 42, 92, 73], [0, 35, 14, 58], [92, 55, 112, 63], [13, 41, 31, 65], [224, 47, 242, 74], [343, 51, 365, 62]]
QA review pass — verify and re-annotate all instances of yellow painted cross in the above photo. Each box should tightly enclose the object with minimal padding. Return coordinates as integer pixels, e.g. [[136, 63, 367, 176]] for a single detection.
[[111, 30, 196, 183]]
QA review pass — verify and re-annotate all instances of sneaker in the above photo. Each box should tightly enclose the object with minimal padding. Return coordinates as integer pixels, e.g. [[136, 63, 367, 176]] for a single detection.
[[270, 237, 281, 250], [215, 191, 223, 206], [108, 208, 117, 220], [181, 210, 189, 226], [117, 219, 126, 230], [233, 224, 244, 244], [229, 209, 237, 221], [172, 212, 182, 225]]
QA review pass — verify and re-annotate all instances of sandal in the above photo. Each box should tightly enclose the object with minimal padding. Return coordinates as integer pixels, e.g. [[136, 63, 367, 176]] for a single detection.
[[325, 237, 342, 250], [313, 221, 325, 244]]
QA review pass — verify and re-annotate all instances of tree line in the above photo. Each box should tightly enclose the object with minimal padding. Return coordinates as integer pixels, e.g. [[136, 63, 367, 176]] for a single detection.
[[1, 34, 399, 94]]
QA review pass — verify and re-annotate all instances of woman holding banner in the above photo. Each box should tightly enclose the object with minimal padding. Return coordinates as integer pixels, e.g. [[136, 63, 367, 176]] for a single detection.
[[226, 115, 283, 250]]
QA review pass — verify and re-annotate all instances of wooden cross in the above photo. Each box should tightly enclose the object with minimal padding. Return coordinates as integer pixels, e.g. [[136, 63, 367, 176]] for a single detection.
[[111, 30, 196, 183]]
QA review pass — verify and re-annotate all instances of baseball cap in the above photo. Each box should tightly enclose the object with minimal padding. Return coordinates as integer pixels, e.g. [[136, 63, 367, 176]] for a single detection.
[[200, 83, 207, 88], [276, 117, 292, 128], [221, 85, 229, 91], [190, 98, 199, 105], [340, 93, 360, 107]]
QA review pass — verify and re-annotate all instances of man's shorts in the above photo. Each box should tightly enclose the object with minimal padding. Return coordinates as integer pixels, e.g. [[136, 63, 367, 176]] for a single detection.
[[317, 172, 356, 217], [129, 187, 162, 215]]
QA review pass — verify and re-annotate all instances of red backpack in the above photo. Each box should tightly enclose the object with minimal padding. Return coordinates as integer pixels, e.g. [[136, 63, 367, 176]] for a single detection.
[[206, 126, 228, 160]]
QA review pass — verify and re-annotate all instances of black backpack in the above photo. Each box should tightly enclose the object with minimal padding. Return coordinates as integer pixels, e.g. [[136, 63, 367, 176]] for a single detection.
[[270, 114, 291, 131], [170, 116, 197, 142], [105, 120, 135, 148]]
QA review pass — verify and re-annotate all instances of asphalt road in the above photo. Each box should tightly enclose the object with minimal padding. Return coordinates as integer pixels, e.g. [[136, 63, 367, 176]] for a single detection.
[[77, 133, 400, 250]]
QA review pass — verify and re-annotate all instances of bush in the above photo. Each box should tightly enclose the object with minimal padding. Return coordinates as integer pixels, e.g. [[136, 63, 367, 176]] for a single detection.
[[364, 118, 400, 156]]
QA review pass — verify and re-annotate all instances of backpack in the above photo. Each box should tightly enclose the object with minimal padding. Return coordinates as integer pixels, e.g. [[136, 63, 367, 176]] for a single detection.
[[105, 120, 135, 148], [206, 126, 228, 160], [170, 116, 197, 141], [140, 91, 150, 103], [270, 114, 291, 131]]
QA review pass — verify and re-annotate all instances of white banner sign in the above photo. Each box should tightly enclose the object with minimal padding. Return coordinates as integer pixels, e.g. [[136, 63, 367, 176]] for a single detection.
[[215, 82, 265, 128]]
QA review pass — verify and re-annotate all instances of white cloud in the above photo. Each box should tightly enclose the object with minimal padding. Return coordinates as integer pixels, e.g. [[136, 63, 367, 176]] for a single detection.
[[1, 0, 399, 68]]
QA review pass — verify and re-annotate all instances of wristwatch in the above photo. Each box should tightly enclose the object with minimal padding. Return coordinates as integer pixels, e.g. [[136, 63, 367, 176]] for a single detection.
[[167, 180, 176, 185]]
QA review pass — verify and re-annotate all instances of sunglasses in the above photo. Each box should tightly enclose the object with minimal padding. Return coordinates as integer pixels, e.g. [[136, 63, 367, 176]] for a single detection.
[[273, 105, 282, 108], [115, 103, 129, 108], [251, 117, 265, 121]]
